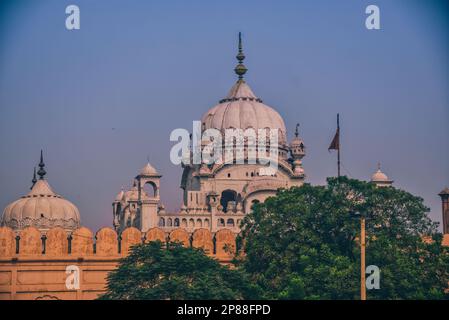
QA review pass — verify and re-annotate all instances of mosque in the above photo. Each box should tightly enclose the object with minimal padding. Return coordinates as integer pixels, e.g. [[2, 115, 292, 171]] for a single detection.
[[0, 35, 447, 300]]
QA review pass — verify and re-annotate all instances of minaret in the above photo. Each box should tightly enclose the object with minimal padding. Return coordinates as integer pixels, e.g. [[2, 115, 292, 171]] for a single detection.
[[438, 187, 449, 234]]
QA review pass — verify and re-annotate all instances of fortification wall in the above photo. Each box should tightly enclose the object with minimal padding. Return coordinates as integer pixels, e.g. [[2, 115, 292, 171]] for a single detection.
[[0, 226, 237, 300], [2, 225, 446, 300]]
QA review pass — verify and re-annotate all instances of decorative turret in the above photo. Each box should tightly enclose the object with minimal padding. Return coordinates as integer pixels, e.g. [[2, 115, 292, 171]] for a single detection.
[[290, 123, 305, 175], [136, 161, 161, 232], [370, 163, 393, 187]]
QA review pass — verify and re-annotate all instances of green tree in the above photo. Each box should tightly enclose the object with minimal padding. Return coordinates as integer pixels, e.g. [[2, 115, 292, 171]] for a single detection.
[[237, 177, 449, 300], [99, 241, 259, 300]]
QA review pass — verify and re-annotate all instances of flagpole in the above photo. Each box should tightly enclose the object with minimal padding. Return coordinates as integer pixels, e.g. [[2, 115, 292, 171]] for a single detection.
[[337, 113, 340, 178]]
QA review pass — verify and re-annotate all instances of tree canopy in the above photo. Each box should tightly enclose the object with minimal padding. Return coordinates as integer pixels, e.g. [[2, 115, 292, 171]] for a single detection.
[[100, 177, 448, 300], [99, 241, 259, 300], [237, 177, 449, 299]]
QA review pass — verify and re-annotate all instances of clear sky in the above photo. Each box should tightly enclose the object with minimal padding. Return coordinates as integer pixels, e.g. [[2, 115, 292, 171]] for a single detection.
[[0, 0, 448, 231]]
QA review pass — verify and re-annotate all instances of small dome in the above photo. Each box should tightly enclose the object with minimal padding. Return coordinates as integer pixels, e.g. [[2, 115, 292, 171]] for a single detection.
[[371, 169, 389, 182], [201, 80, 287, 145], [139, 162, 159, 176], [371, 164, 393, 186], [1, 179, 80, 231]]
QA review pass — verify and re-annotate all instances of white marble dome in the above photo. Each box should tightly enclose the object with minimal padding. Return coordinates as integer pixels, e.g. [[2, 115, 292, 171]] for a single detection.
[[1, 179, 80, 231], [201, 80, 287, 145]]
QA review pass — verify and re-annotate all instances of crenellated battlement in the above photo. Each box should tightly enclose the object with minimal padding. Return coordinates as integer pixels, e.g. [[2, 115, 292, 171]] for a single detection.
[[0, 226, 237, 260]]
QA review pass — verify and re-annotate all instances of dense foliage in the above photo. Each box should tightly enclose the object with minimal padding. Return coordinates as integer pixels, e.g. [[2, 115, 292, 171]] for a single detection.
[[101, 177, 448, 300], [237, 177, 449, 299], [99, 241, 259, 300]]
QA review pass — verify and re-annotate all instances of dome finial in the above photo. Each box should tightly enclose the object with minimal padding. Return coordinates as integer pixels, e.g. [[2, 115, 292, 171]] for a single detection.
[[377, 162, 381, 171], [37, 150, 46, 180], [31, 167, 37, 189], [234, 32, 247, 80], [295, 123, 300, 138]]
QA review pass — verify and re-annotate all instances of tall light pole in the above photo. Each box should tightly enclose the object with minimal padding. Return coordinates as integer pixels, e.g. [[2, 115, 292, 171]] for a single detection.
[[360, 216, 366, 300], [351, 211, 366, 300]]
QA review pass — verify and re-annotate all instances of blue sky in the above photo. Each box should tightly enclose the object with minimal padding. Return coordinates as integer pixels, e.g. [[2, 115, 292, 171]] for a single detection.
[[0, 0, 448, 231]]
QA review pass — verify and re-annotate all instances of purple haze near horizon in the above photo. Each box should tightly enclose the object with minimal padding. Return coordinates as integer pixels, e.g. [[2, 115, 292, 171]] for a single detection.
[[0, 0, 448, 231]]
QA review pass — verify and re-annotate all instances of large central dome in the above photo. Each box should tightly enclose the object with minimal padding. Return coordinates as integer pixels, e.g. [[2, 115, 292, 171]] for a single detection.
[[201, 80, 287, 144], [201, 32, 287, 145]]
